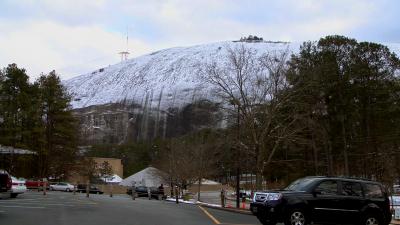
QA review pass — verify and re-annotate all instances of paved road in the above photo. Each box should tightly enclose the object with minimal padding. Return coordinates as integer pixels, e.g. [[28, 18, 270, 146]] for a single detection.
[[0, 191, 262, 225]]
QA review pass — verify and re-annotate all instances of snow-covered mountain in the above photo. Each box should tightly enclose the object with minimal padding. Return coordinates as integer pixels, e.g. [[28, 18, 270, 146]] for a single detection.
[[64, 40, 400, 145], [65, 40, 400, 110], [65, 41, 299, 110]]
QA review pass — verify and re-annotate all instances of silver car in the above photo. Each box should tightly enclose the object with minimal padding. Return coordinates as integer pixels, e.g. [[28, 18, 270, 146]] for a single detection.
[[10, 176, 27, 198], [49, 182, 75, 192]]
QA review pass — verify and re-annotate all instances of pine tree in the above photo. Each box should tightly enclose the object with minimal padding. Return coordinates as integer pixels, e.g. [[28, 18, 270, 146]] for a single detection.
[[287, 36, 400, 180], [36, 71, 78, 179], [0, 64, 32, 148]]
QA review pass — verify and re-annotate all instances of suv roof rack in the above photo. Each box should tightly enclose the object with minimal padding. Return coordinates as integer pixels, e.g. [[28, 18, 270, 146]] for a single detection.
[[304, 175, 379, 183], [331, 176, 377, 182]]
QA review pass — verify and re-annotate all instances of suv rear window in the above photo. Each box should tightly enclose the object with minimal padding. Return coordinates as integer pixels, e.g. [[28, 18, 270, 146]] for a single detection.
[[341, 181, 363, 197], [315, 180, 338, 195], [285, 177, 316, 191], [364, 183, 383, 198]]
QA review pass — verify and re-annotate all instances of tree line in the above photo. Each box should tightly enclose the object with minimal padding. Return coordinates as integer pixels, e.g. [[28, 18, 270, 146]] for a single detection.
[[152, 35, 400, 191], [0, 64, 78, 179]]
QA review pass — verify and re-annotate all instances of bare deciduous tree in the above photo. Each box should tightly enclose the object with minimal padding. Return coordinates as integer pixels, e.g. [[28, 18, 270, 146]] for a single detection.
[[203, 44, 303, 189], [153, 131, 220, 200]]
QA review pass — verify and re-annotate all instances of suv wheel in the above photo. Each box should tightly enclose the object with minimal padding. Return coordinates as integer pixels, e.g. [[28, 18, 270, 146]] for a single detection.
[[285, 210, 307, 225], [362, 213, 381, 225]]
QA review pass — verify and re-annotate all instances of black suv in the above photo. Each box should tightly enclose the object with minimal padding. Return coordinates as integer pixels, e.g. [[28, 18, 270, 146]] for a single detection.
[[126, 186, 165, 200], [250, 176, 391, 225], [0, 170, 12, 198], [76, 184, 104, 194]]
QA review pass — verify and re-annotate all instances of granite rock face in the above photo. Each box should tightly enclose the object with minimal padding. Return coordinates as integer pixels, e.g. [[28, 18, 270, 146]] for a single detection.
[[73, 100, 222, 145]]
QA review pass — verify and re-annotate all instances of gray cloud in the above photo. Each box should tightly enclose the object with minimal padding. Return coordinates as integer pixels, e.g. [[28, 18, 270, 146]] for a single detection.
[[0, 0, 398, 80]]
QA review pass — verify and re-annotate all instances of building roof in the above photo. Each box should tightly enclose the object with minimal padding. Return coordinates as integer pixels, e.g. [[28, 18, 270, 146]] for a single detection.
[[119, 167, 167, 187], [0, 145, 36, 155]]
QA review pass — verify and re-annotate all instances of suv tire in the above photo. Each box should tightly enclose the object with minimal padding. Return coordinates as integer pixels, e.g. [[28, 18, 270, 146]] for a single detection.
[[285, 209, 307, 225], [361, 213, 381, 225]]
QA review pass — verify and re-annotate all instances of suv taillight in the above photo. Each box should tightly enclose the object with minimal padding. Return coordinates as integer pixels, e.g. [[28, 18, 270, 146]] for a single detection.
[[7, 176, 12, 189]]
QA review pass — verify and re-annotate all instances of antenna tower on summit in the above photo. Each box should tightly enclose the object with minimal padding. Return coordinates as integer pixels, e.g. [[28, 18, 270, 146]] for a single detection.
[[119, 28, 130, 61]]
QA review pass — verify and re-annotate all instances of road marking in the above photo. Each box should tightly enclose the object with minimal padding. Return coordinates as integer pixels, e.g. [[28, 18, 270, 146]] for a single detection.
[[0, 202, 75, 207], [0, 205, 45, 209], [199, 206, 221, 224], [220, 224, 258, 225], [9, 200, 97, 205]]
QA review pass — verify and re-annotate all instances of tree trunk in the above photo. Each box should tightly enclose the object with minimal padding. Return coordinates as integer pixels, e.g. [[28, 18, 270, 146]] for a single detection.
[[340, 115, 349, 176], [236, 167, 240, 208], [197, 178, 201, 201], [175, 186, 179, 204], [255, 144, 263, 190], [86, 180, 90, 198], [324, 139, 334, 176], [311, 131, 318, 175]]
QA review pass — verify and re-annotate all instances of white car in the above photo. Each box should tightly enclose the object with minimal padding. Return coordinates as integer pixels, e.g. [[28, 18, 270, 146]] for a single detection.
[[49, 182, 74, 192], [10, 176, 27, 198]]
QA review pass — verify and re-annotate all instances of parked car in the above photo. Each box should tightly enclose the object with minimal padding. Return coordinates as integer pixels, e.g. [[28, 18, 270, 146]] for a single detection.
[[10, 176, 27, 198], [393, 184, 400, 194], [25, 179, 49, 190], [0, 170, 12, 199], [49, 182, 75, 192], [250, 176, 392, 225], [127, 186, 165, 200], [76, 184, 103, 194]]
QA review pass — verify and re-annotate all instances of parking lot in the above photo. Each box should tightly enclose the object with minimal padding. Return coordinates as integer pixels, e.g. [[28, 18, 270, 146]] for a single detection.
[[0, 191, 261, 225]]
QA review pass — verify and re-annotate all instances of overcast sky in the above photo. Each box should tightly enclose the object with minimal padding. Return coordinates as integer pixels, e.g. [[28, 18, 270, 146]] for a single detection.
[[0, 0, 399, 80]]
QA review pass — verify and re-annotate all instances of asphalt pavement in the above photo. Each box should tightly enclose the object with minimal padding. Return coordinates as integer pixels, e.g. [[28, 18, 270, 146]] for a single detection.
[[0, 191, 262, 225]]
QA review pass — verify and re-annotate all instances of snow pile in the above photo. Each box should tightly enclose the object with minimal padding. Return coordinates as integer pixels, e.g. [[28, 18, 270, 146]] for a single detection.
[[100, 174, 123, 184], [194, 179, 221, 185]]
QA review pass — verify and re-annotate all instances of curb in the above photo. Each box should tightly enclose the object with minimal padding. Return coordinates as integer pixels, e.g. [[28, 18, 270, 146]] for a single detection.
[[164, 198, 252, 215]]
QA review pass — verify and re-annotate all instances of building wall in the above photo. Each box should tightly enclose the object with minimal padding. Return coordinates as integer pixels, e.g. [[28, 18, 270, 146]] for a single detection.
[[67, 157, 124, 184]]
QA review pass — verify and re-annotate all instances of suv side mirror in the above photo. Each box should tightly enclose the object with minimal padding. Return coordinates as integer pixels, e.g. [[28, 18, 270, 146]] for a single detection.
[[312, 190, 322, 196]]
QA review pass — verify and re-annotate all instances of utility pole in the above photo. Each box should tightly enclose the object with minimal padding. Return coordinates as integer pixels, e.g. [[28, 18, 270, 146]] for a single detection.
[[236, 105, 240, 209]]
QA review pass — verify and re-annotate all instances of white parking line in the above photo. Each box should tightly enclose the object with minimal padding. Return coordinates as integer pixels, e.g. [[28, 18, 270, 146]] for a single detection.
[[0, 202, 75, 207], [7, 199, 97, 205], [0, 205, 45, 209]]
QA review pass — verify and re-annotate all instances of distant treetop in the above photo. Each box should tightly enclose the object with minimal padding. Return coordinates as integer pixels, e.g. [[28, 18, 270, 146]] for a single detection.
[[235, 35, 290, 44], [239, 35, 264, 42]]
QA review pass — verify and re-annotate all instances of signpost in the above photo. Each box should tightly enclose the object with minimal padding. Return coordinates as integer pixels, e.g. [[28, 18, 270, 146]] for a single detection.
[[43, 178, 47, 195], [131, 181, 136, 200]]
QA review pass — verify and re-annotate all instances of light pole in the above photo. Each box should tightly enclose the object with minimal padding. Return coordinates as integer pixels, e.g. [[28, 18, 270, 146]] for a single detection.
[[235, 101, 241, 209]]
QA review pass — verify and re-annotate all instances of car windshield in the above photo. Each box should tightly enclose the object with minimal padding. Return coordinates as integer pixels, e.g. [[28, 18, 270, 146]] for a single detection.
[[284, 178, 316, 191]]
